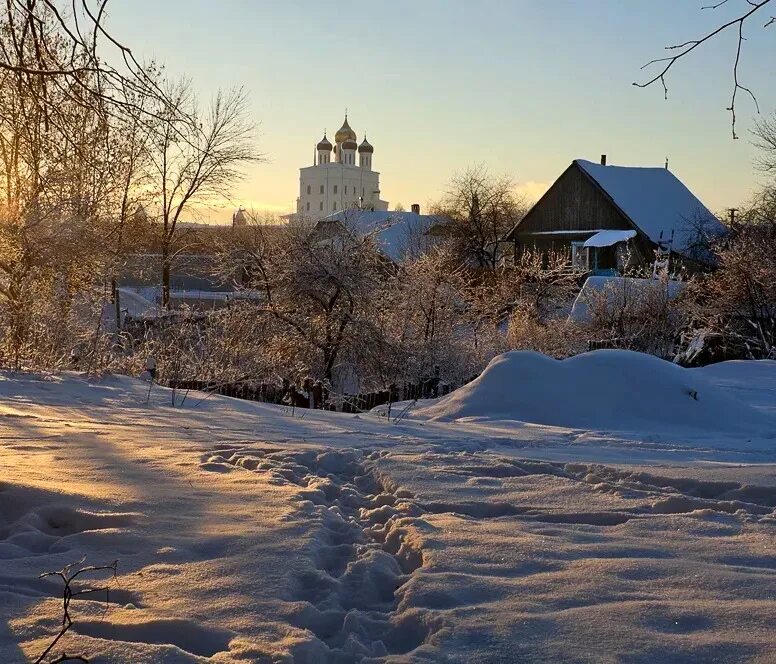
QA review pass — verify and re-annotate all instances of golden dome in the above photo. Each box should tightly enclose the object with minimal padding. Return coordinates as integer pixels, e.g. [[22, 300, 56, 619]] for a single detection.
[[334, 115, 356, 144]]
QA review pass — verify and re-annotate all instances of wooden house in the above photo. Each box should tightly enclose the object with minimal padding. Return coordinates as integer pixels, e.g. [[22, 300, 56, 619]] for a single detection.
[[505, 157, 725, 275]]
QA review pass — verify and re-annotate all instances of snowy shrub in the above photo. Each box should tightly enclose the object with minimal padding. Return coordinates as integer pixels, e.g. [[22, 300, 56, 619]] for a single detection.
[[507, 310, 584, 358], [680, 213, 776, 361], [572, 274, 687, 359]]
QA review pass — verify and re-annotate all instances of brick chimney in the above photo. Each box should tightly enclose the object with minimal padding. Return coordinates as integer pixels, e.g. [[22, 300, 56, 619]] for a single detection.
[[411, 203, 420, 214], [600, 154, 607, 166]]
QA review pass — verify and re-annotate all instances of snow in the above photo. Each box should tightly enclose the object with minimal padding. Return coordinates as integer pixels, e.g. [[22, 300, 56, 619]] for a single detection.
[[583, 229, 637, 248], [1, 357, 775, 662], [167, 289, 263, 302], [117, 288, 263, 319], [696, 359, 776, 416], [569, 275, 685, 323], [322, 210, 441, 262], [575, 159, 726, 254], [116, 288, 161, 320], [415, 350, 775, 443]]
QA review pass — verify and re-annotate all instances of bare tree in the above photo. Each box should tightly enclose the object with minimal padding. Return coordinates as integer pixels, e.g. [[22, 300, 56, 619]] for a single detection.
[[432, 166, 527, 269], [0, 16, 110, 368], [635, 0, 775, 138], [577, 275, 688, 358], [753, 109, 776, 175], [383, 247, 470, 388], [0, 1, 172, 122], [103, 90, 155, 333], [148, 81, 260, 307], [223, 214, 387, 387], [465, 249, 581, 328]]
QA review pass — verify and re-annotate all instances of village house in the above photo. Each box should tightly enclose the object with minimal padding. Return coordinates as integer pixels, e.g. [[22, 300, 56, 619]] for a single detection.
[[310, 205, 443, 263], [505, 156, 726, 275]]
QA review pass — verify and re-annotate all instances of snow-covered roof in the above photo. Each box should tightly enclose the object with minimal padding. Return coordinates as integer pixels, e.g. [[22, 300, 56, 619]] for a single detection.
[[575, 159, 725, 254], [320, 210, 442, 262], [583, 229, 637, 248]]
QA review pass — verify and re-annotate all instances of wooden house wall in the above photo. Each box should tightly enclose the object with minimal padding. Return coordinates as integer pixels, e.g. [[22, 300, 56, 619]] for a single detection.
[[513, 163, 633, 236], [516, 233, 653, 259]]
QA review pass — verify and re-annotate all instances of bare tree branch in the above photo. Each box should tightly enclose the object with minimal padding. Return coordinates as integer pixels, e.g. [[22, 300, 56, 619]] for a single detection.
[[634, 0, 773, 138]]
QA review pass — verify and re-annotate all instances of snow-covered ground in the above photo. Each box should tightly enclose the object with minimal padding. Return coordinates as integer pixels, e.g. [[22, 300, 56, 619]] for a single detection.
[[1, 351, 775, 662]]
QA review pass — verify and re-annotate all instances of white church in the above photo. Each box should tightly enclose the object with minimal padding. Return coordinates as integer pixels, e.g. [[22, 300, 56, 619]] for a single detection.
[[296, 115, 389, 217]]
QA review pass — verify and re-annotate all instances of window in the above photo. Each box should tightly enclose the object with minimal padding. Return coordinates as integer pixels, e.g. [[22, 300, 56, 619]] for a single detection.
[[319, 202, 323, 211], [306, 185, 311, 195], [571, 242, 588, 270], [306, 202, 310, 211], [320, 185, 324, 194], [333, 202, 337, 211], [333, 185, 338, 194], [362, 187, 365, 197]]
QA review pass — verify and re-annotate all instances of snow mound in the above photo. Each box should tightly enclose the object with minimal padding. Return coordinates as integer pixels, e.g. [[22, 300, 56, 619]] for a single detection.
[[695, 359, 776, 415], [415, 350, 775, 438]]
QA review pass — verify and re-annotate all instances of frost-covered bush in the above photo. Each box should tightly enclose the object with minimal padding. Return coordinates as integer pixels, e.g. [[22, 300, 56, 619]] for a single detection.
[[572, 274, 687, 359], [680, 213, 776, 361], [506, 310, 584, 358]]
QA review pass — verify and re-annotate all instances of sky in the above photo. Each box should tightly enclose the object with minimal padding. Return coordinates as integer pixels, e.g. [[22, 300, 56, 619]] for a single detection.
[[106, 0, 776, 222]]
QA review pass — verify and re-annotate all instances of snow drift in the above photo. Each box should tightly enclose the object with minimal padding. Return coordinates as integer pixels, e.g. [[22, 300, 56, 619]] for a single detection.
[[415, 350, 775, 437]]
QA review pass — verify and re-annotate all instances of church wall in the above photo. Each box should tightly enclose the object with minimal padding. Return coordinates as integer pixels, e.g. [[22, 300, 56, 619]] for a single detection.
[[298, 164, 384, 217], [298, 119, 387, 216]]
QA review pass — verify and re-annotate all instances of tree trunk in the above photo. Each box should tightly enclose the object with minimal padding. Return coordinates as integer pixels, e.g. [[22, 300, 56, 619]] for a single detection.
[[112, 278, 121, 333], [323, 347, 335, 384], [162, 244, 171, 308]]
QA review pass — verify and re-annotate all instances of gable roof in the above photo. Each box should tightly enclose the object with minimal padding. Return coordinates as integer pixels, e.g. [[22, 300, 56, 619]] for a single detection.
[[574, 159, 725, 253], [319, 210, 442, 262], [507, 159, 726, 259]]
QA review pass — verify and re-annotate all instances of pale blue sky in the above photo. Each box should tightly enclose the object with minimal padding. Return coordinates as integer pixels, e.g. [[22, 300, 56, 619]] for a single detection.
[[107, 1, 776, 220]]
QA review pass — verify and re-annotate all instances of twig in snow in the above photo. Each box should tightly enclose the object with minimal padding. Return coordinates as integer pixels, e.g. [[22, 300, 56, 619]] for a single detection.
[[35, 559, 118, 664]]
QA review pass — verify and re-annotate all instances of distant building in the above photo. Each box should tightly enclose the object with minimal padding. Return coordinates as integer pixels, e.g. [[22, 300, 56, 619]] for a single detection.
[[232, 208, 249, 227], [505, 157, 726, 275], [296, 115, 389, 217], [311, 205, 443, 262]]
